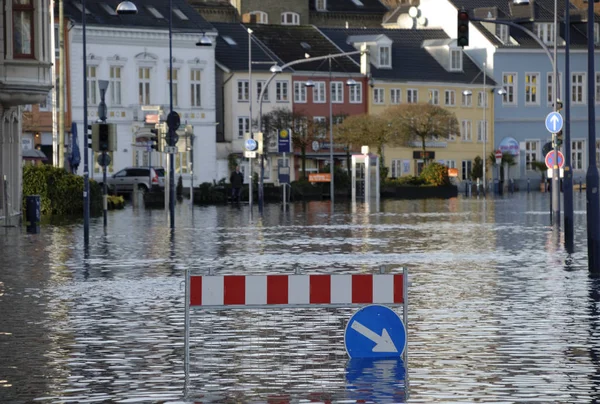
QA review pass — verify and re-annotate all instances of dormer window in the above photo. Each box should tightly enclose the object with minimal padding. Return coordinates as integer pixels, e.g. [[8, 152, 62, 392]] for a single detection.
[[316, 0, 326, 11], [379, 45, 391, 68], [536, 23, 554, 45], [450, 48, 462, 71], [281, 12, 300, 25], [249, 11, 268, 24], [495, 24, 509, 44]]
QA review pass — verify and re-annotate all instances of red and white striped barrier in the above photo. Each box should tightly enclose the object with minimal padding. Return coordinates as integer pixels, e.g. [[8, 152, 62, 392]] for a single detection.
[[189, 273, 405, 307]]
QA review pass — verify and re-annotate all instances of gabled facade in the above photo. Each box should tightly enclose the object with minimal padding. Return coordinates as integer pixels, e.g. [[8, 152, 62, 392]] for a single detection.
[[1, 0, 54, 224], [418, 0, 600, 188], [65, 0, 218, 186], [322, 27, 494, 182]]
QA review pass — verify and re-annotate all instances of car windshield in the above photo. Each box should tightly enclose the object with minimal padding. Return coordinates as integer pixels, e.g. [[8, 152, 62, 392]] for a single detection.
[[154, 168, 165, 177]]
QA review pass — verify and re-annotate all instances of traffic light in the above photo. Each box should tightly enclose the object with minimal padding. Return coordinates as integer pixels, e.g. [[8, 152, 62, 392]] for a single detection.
[[91, 123, 116, 152], [150, 125, 161, 152], [457, 9, 469, 47], [87, 125, 93, 147], [555, 130, 563, 147], [98, 123, 109, 152], [166, 128, 179, 147]]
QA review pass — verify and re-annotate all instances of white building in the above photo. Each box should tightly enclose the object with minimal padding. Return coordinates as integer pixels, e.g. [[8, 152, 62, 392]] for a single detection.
[[0, 0, 53, 224], [66, 0, 218, 187]]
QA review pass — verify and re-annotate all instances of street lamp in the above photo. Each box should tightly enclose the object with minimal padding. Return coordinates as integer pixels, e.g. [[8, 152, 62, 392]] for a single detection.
[[117, 1, 211, 231]]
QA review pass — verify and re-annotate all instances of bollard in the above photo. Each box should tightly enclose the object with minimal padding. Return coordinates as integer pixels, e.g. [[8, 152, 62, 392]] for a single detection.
[[25, 195, 41, 233], [465, 182, 468, 197]]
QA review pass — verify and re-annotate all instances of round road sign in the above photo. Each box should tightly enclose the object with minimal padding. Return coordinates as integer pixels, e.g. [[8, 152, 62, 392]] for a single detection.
[[545, 150, 565, 169]]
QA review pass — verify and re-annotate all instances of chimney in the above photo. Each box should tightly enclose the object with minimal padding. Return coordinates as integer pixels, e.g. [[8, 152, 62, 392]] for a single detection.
[[360, 43, 370, 76]]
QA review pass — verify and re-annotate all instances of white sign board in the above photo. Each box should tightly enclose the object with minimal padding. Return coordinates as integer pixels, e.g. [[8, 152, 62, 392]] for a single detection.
[[165, 146, 178, 154], [547, 168, 564, 178], [244, 151, 257, 159]]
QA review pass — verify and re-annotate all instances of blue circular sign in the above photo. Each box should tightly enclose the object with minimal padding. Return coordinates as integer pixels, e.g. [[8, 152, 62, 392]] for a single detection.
[[344, 305, 406, 359], [245, 138, 258, 151]]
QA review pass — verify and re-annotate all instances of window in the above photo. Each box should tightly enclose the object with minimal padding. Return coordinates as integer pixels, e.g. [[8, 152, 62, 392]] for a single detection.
[[294, 82, 307, 103], [314, 116, 326, 138], [379, 46, 391, 68], [571, 73, 585, 104], [100, 2, 117, 15], [249, 11, 268, 24], [477, 120, 487, 142], [450, 49, 462, 71], [524, 73, 539, 105], [238, 117, 250, 138], [110, 66, 122, 106], [461, 120, 471, 141], [168, 69, 179, 107], [536, 23, 554, 45], [477, 91, 487, 108], [525, 141, 539, 171], [390, 159, 401, 178], [39, 90, 52, 111], [502, 73, 516, 105], [313, 82, 326, 103], [373, 88, 384, 104], [461, 160, 472, 180], [349, 82, 362, 103], [173, 8, 189, 20], [461, 91, 472, 107], [276, 81, 289, 102], [138, 67, 151, 105], [572, 140, 584, 170], [407, 89, 418, 103], [191, 69, 202, 107], [257, 80, 269, 102], [445, 160, 456, 169], [237, 80, 249, 101], [391, 88, 401, 104], [281, 12, 299, 25], [175, 151, 190, 174], [352, 0, 364, 5], [146, 5, 164, 19], [496, 24, 509, 44], [547, 72, 562, 106], [316, 0, 326, 11], [448, 118, 457, 141], [223, 36, 237, 46], [13, 0, 34, 57], [444, 90, 455, 106], [88, 66, 98, 105], [428, 89, 438, 105], [331, 82, 343, 103]]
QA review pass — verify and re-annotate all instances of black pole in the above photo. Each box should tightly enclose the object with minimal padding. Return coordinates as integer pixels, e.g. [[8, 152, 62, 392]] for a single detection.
[[82, 0, 90, 245], [102, 152, 107, 229], [586, 0, 600, 272], [168, 0, 175, 230], [564, 0, 573, 252], [551, 0, 560, 226]]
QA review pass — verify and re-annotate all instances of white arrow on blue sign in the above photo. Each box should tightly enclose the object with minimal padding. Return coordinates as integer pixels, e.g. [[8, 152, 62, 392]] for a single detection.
[[545, 112, 563, 133], [344, 305, 406, 359]]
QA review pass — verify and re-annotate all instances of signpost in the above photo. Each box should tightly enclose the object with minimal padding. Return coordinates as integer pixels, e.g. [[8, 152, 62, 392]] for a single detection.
[[344, 305, 407, 359], [545, 111, 564, 134]]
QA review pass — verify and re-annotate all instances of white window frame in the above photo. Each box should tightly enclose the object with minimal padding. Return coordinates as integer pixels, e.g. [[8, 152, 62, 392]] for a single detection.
[[450, 49, 462, 71], [109, 66, 122, 106], [571, 72, 586, 105], [313, 81, 326, 103], [88, 65, 98, 105], [316, 0, 327, 11], [349, 82, 362, 103], [191, 69, 202, 107], [477, 120, 487, 142], [572, 139, 584, 170], [391, 88, 401, 104], [525, 140, 539, 171], [276, 80, 289, 102], [428, 89, 438, 105], [294, 82, 307, 103], [237, 80, 249, 102], [238, 116, 250, 139], [477, 91, 487, 108], [281, 12, 299, 25], [331, 81, 343, 103], [168, 68, 179, 107], [536, 23, 554, 45], [249, 11, 268, 24], [461, 119, 472, 142], [390, 159, 401, 178], [257, 80, 269, 102], [461, 160, 472, 180], [524, 72, 540, 105], [502, 72, 517, 105], [547, 72, 563, 106], [314, 116, 326, 138], [407, 89, 418, 103], [496, 24, 509, 44], [138, 66, 151, 105], [444, 90, 455, 106], [461, 91, 472, 107], [373, 88, 384, 104], [379, 45, 391, 68]]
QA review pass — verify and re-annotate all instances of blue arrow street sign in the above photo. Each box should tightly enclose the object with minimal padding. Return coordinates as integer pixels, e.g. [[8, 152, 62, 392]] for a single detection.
[[344, 305, 406, 359], [545, 112, 563, 133], [245, 138, 258, 151]]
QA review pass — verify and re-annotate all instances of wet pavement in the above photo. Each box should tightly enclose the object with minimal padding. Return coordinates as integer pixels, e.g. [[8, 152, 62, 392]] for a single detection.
[[0, 192, 598, 403]]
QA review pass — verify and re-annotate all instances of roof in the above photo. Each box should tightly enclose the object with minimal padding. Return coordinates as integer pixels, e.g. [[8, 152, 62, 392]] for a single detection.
[[319, 27, 495, 85], [211, 23, 282, 71], [309, 0, 389, 14], [247, 25, 360, 73], [63, 0, 215, 32], [450, 0, 593, 48]]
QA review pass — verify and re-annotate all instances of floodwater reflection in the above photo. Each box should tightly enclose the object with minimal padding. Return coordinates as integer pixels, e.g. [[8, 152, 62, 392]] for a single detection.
[[0, 192, 597, 403]]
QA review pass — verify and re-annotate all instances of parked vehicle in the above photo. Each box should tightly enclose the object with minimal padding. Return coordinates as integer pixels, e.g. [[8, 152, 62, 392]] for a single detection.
[[102, 166, 165, 194]]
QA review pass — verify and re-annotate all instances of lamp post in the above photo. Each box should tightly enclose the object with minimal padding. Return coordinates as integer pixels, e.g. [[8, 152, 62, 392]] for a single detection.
[[257, 51, 365, 211], [118, 1, 211, 231]]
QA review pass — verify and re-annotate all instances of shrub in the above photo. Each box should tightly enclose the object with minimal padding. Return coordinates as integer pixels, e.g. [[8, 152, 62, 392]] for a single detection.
[[419, 162, 450, 186]]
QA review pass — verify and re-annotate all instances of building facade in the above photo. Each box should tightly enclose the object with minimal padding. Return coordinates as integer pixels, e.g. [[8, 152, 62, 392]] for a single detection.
[[0, 0, 53, 224]]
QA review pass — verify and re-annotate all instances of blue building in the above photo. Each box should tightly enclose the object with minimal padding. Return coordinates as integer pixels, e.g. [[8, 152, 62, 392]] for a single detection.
[[390, 0, 600, 189]]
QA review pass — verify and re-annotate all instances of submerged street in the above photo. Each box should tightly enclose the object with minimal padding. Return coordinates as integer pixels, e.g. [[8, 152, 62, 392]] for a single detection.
[[1, 193, 598, 403]]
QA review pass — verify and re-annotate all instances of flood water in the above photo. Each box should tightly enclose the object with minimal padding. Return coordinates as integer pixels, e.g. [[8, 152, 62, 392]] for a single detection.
[[1, 192, 598, 403]]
